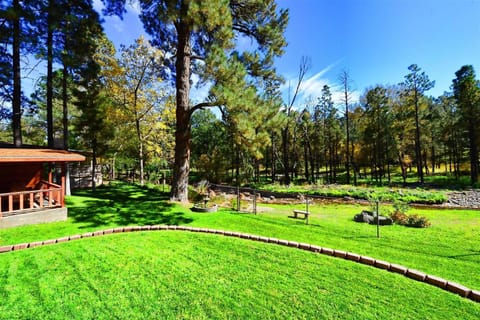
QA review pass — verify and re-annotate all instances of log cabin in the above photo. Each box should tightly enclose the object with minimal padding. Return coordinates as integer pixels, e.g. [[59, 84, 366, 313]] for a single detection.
[[0, 147, 85, 228]]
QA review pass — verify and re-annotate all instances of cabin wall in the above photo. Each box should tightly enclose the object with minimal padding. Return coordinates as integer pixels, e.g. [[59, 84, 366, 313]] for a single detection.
[[0, 163, 43, 193], [69, 163, 103, 189]]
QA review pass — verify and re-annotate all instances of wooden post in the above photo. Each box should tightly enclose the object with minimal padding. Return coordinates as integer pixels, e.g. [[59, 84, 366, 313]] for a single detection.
[[48, 189, 53, 206], [305, 195, 309, 225], [39, 192, 44, 208], [61, 163, 66, 207], [376, 201, 380, 238], [48, 163, 53, 184], [236, 186, 240, 211], [29, 193, 34, 209], [253, 190, 257, 215], [8, 194, 13, 212]]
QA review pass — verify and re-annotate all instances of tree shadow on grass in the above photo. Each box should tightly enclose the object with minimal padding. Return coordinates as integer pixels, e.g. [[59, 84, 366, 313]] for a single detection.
[[447, 251, 480, 259], [67, 183, 193, 228]]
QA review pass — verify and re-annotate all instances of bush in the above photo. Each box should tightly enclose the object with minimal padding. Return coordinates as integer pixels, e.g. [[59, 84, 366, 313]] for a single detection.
[[390, 211, 409, 225], [405, 214, 431, 228], [389, 211, 431, 228]]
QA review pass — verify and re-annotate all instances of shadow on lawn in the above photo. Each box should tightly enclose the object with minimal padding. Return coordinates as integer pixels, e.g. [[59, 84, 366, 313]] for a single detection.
[[447, 252, 480, 258], [67, 183, 193, 228]]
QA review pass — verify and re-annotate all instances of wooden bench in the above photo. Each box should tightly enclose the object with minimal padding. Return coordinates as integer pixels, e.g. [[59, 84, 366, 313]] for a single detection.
[[292, 209, 310, 224]]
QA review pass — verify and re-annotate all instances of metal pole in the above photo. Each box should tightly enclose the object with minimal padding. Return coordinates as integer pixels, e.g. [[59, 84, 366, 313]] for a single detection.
[[253, 190, 257, 215]]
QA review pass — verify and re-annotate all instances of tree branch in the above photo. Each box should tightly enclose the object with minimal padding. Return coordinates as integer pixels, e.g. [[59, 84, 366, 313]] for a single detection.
[[189, 101, 223, 116], [190, 54, 205, 61]]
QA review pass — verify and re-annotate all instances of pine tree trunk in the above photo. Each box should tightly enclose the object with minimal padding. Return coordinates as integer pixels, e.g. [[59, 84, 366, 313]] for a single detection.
[[47, 1, 54, 148], [469, 121, 479, 184], [345, 98, 350, 184], [308, 143, 315, 184], [62, 62, 71, 195], [414, 89, 424, 184], [282, 127, 290, 185], [12, 0, 22, 147], [271, 135, 276, 183], [351, 141, 357, 185], [304, 140, 309, 182], [92, 138, 97, 192], [431, 144, 435, 174], [170, 22, 191, 202]]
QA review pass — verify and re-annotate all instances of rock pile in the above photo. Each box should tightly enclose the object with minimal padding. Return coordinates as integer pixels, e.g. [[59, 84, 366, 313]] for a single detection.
[[446, 190, 480, 209]]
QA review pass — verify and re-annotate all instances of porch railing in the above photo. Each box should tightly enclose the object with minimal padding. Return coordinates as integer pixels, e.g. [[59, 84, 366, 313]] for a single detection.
[[0, 181, 63, 217]]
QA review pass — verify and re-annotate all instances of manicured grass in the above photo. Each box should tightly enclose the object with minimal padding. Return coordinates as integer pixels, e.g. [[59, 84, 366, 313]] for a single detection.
[[1, 182, 480, 318], [1, 232, 479, 319]]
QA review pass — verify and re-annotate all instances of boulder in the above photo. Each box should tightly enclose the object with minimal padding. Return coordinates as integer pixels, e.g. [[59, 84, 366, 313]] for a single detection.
[[354, 210, 374, 223], [373, 215, 393, 225], [354, 210, 392, 225]]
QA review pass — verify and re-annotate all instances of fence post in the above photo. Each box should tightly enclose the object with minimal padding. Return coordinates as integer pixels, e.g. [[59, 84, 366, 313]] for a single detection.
[[236, 186, 240, 211], [376, 201, 380, 238]]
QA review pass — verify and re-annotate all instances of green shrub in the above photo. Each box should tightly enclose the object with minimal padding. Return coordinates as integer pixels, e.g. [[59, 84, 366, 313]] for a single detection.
[[406, 214, 431, 228], [390, 211, 431, 228]]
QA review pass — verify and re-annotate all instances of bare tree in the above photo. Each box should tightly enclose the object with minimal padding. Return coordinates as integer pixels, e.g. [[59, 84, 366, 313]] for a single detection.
[[338, 69, 354, 184], [282, 56, 310, 185]]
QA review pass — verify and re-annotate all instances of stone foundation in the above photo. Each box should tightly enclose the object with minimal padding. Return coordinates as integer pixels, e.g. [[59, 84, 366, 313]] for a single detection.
[[0, 207, 67, 229]]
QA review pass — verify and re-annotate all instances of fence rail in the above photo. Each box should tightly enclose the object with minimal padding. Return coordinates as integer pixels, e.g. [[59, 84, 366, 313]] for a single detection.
[[0, 181, 63, 216]]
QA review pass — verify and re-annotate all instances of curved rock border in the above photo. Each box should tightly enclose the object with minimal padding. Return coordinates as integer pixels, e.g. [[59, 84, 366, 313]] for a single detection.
[[190, 204, 218, 212], [1, 225, 479, 303]]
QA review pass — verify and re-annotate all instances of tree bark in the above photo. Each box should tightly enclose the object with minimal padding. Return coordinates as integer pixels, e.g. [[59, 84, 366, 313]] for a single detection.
[[136, 117, 145, 186], [282, 126, 290, 185], [62, 62, 71, 195], [413, 88, 424, 184], [12, 0, 22, 147], [343, 79, 350, 184], [270, 134, 276, 183], [91, 138, 97, 192], [431, 144, 435, 174], [303, 137, 309, 182], [47, 1, 54, 148], [468, 120, 479, 184], [170, 21, 191, 202]]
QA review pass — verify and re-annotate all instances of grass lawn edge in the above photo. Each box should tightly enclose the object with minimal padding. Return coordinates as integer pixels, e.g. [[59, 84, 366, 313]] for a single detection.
[[1, 224, 479, 304]]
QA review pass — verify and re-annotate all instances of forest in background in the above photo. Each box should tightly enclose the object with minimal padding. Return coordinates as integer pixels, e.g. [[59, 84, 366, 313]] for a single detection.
[[1, 1, 479, 191]]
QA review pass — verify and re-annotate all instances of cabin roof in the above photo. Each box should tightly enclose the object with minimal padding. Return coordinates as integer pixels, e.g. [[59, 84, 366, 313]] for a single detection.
[[0, 148, 86, 163]]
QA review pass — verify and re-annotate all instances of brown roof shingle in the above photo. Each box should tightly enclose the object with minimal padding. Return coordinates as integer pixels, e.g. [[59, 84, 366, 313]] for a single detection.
[[0, 148, 86, 163]]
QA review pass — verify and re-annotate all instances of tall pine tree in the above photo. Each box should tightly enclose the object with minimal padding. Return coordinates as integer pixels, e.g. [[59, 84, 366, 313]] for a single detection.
[[452, 65, 480, 184], [102, 0, 288, 201]]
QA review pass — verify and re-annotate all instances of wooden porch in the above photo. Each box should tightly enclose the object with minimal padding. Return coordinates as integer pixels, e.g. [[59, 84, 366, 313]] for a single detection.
[[0, 147, 85, 228], [0, 180, 63, 217]]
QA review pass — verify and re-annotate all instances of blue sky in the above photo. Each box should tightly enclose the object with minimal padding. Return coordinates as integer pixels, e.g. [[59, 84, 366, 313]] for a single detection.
[[95, 0, 480, 108]]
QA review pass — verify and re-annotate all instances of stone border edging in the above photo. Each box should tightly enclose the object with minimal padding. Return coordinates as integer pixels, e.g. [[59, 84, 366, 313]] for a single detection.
[[1, 225, 479, 303]]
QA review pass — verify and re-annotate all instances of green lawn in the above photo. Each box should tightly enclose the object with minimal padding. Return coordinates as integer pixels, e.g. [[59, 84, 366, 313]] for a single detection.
[[0, 182, 479, 319]]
